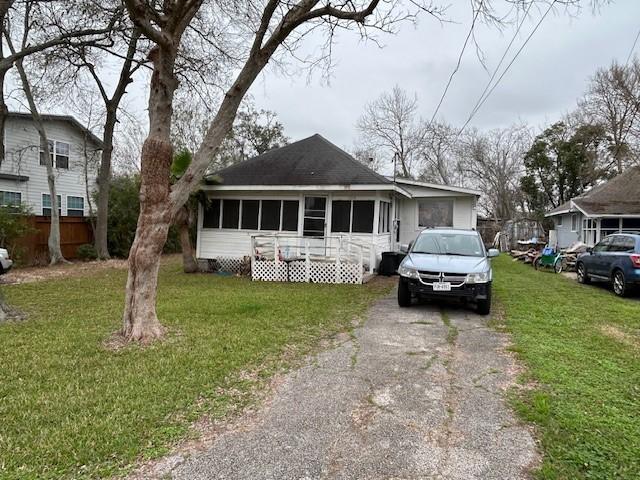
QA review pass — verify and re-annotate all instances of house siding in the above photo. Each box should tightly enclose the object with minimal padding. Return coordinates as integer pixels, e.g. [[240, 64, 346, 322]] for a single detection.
[[553, 212, 583, 249], [0, 116, 100, 216]]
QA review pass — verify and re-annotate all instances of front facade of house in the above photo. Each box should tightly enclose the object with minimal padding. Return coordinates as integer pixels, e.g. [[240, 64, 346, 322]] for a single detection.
[[196, 135, 479, 282], [0, 113, 102, 217], [546, 166, 640, 248]]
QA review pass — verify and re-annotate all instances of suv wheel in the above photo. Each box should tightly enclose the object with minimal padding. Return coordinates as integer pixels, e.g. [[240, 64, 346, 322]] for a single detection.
[[476, 286, 491, 315], [576, 262, 590, 284], [612, 270, 628, 297], [397, 279, 411, 307]]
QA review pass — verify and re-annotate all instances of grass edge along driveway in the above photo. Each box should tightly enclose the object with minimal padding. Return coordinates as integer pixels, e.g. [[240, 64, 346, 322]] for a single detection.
[[0, 258, 392, 480], [492, 255, 640, 480]]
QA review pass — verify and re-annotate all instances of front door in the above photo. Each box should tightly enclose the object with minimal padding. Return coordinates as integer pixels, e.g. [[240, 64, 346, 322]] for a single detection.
[[303, 196, 327, 257]]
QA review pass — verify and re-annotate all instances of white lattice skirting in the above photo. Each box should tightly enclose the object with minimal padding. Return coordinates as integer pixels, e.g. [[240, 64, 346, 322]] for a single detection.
[[197, 257, 247, 274], [252, 259, 363, 284]]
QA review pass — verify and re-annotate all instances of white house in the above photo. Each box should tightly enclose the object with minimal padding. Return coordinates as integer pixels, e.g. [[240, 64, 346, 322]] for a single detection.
[[196, 134, 480, 283], [0, 112, 103, 217], [546, 166, 640, 248]]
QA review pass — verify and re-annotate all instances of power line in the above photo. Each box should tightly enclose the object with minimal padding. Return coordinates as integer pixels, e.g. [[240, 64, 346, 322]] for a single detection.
[[457, 0, 557, 136], [624, 25, 640, 65], [428, 0, 484, 125]]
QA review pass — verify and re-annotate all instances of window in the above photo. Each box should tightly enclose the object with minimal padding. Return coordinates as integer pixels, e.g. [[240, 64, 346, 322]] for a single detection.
[[303, 197, 326, 237], [281, 201, 299, 231], [40, 140, 70, 169], [610, 236, 636, 253], [331, 201, 351, 233], [241, 200, 259, 230], [418, 198, 453, 228], [571, 214, 579, 232], [260, 200, 281, 231], [352, 201, 375, 233], [221, 199, 240, 229], [0, 191, 21, 207], [556, 216, 563, 227], [42, 193, 61, 216], [202, 199, 220, 228], [378, 201, 391, 234], [593, 236, 612, 253], [67, 196, 84, 217], [412, 231, 484, 257]]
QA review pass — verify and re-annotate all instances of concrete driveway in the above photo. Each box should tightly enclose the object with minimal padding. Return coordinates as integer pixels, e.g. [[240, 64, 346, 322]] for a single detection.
[[149, 293, 538, 479]]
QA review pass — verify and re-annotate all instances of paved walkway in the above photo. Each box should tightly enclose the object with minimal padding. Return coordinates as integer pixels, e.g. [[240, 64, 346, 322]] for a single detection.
[[160, 295, 538, 479]]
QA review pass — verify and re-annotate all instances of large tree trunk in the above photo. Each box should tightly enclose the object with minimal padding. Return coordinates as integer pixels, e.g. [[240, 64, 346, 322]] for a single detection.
[[95, 108, 116, 259]]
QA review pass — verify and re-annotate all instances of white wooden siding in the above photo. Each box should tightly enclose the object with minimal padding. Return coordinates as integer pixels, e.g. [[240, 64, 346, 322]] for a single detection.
[[0, 116, 100, 215]]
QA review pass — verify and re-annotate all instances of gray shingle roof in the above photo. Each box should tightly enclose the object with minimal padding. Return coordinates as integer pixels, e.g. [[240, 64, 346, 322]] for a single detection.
[[212, 134, 391, 186], [573, 166, 640, 216]]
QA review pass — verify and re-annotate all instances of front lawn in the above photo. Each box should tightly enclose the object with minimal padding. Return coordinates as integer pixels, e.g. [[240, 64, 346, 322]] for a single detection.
[[0, 258, 390, 479], [493, 255, 640, 480]]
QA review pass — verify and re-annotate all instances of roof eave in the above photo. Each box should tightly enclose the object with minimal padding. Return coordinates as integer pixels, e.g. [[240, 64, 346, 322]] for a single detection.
[[392, 177, 481, 197]]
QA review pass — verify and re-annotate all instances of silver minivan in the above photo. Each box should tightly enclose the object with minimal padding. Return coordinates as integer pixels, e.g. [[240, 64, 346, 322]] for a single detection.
[[397, 229, 499, 314]]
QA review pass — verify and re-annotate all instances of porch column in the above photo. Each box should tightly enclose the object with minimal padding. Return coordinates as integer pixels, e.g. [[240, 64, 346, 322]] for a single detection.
[[596, 218, 601, 244]]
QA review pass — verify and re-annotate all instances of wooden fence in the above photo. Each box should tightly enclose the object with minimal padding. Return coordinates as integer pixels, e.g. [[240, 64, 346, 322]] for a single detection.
[[20, 216, 93, 264]]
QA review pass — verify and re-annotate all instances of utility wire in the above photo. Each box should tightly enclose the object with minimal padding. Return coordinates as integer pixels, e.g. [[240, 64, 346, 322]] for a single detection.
[[456, 0, 557, 136], [428, 0, 484, 125], [624, 25, 640, 65]]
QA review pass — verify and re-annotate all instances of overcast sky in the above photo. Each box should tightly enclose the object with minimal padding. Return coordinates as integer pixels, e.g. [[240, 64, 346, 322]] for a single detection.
[[243, 0, 640, 153]]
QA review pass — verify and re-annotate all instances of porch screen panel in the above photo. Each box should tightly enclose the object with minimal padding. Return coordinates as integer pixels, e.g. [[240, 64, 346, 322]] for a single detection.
[[418, 198, 453, 228], [260, 200, 281, 230], [222, 199, 240, 229], [202, 199, 220, 228], [351, 201, 374, 233], [282, 201, 299, 231], [331, 201, 351, 233], [303, 197, 326, 237], [241, 200, 259, 230], [623, 218, 640, 231]]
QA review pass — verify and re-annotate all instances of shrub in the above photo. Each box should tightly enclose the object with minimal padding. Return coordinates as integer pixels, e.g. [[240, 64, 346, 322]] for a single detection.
[[76, 243, 98, 261], [0, 204, 35, 265]]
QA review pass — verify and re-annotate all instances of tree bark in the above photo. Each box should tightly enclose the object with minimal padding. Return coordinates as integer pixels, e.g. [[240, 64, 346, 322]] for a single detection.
[[175, 204, 197, 273], [95, 108, 117, 259]]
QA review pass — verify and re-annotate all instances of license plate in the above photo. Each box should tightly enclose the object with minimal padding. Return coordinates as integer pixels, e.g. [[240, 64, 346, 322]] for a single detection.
[[432, 282, 451, 292]]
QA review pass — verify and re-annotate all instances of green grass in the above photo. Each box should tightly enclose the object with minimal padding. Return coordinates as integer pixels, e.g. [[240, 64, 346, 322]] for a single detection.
[[0, 258, 391, 479], [492, 255, 640, 480]]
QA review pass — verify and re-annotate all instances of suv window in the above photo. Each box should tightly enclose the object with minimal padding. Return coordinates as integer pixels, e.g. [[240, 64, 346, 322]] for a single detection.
[[610, 236, 636, 253], [593, 237, 612, 253]]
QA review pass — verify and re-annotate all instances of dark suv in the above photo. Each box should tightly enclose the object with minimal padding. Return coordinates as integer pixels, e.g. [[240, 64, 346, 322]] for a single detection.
[[576, 234, 640, 297]]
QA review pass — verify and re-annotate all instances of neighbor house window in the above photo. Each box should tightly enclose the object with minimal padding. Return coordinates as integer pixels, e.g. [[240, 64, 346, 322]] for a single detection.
[[221, 199, 240, 229], [418, 198, 453, 228], [378, 201, 391, 234], [202, 199, 221, 228], [556, 216, 563, 227], [40, 140, 70, 169], [42, 193, 61, 216], [571, 214, 579, 232], [330, 200, 374, 234], [0, 191, 21, 207], [203, 198, 299, 231], [67, 196, 84, 217]]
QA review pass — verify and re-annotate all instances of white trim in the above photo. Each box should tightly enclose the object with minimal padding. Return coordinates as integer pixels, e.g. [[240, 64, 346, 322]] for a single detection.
[[66, 194, 85, 216], [392, 177, 481, 197]]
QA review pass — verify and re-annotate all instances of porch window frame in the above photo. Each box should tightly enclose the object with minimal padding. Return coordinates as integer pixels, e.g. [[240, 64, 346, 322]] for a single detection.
[[202, 197, 301, 232]]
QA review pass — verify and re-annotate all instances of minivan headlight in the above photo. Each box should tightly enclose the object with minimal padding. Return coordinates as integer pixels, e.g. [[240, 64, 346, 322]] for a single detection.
[[466, 271, 490, 284], [398, 265, 420, 279]]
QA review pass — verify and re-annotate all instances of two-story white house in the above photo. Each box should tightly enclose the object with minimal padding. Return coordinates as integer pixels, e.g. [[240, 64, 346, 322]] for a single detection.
[[0, 112, 103, 217]]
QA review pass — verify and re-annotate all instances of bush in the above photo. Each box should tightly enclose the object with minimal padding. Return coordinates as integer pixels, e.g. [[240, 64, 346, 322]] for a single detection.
[[106, 174, 182, 258], [76, 243, 98, 261], [0, 204, 35, 265]]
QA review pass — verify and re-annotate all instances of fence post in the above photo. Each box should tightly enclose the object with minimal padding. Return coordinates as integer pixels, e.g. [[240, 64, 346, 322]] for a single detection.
[[369, 244, 375, 274], [336, 237, 342, 284], [305, 239, 311, 282], [250, 236, 255, 280], [358, 245, 364, 284]]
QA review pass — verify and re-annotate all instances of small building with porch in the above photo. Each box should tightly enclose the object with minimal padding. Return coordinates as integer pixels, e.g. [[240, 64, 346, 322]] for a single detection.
[[196, 134, 480, 283], [545, 166, 640, 248]]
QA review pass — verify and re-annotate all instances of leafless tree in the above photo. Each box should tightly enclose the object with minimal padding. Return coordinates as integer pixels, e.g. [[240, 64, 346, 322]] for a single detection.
[[579, 58, 640, 173], [460, 124, 531, 222], [418, 120, 466, 186], [357, 85, 425, 178]]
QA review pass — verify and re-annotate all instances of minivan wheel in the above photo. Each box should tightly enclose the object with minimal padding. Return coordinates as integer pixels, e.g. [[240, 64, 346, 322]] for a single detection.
[[612, 270, 628, 297], [577, 263, 590, 284], [476, 287, 491, 315], [398, 279, 411, 307]]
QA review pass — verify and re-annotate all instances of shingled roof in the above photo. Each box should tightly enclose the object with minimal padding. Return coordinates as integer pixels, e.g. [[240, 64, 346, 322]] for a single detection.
[[547, 166, 640, 217], [212, 134, 391, 186]]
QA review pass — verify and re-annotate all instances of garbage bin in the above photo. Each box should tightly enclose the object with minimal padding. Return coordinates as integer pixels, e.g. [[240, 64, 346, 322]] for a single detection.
[[379, 251, 405, 276]]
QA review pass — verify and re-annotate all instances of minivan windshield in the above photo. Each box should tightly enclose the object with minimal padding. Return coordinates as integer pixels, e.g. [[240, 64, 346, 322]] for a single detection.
[[412, 232, 484, 257]]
